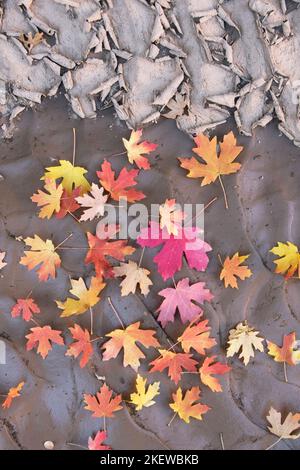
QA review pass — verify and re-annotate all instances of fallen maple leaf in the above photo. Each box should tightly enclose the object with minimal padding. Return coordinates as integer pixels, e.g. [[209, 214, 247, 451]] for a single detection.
[[149, 349, 197, 385], [19, 32, 44, 51], [42, 160, 90, 195], [0, 251, 7, 270], [76, 183, 108, 221], [11, 298, 40, 322], [226, 321, 264, 365], [26, 326, 64, 359], [56, 188, 81, 219], [220, 253, 252, 288], [84, 383, 122, 418], [66, 325, 93, 368], [130, 374, 160, 411], [2, 382, 25, 409], [97, 160, 145, 202], [164, 93, 187, 119], [85, 226, 135, 279], [102, 322, 159, 372], [179, 132, 243, 185], [88, 431, 111, 450], [178, 317, 216, 355], [267, 332, 300, 366], [267, 407, 300, 440], [270, 242, 300, 279], [157, 278, 213, 327], [31, 179, 63, 219], [159, 199, 185, 236], [20, 235, 61, 281], [113, 261, 152, 296], [137, 222, 212, 281], [56, 277, 105, 318], [122, 129, 158, 170], [169, 387, 210, 424], [199, 356, 230, 392]]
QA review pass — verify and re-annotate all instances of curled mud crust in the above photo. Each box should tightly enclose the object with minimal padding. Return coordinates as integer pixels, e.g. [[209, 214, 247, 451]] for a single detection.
[[1, 0, 300, 145]]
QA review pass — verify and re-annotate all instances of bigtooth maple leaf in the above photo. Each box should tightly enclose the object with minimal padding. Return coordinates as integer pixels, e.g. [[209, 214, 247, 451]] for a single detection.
[[88, 431, 111, 451], [84, 383, 123, 418], [220, 253, 252, 288], [122, 129, 158, 170], [157, 278, 213, 327], [130, 374, 160, 411], [42, 160, 90, 195], [102, 322, 159, 372], [2, 382, 25, 409], [113, 261, 152, 296], [226, 321, 264, 365], [20, 235, 61, 282], [31, 179, 63, 219], [267, 332, 300, 366], [0, 251, 7, 270], [267, 407, 300, 440], [178, 317, 216, 355], [149, 350, 198, 385], [97, 160, 145, 202], [199, 356, 231, 393], [270, 242, 300, 279], [169, 387, 210, 424], [179, 132, 243, 186], [56, 277, 105, 318], [56, 188, 81, 219], [159, 199, 186, 236], [66, 325, 93, 368], [11, 298, 40, 322], [76, 183, 108, 221], [85, 225, 135, 279], [137, 222, 212, 281], [26, 326, 64, 359]]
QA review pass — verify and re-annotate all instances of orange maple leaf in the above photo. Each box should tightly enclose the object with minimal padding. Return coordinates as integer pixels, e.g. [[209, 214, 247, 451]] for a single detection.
[[267, 332, 300, 366], [84, 383, 123, 418], [178, 318, 216, 355], [11, 298, 40, 322], [66, 325, 93, 368], [220, 252, 252, 288], [85, 225, 135, 279], [2, 382, 25, 409], [199, 356, 231, 392], [149, 350, 197, 385], [179, 132, 243, 186], [102, 322, 159, 372], [97, 160, 145, 202], [31, 179, 63, 219], [20, 235, 61, 282], [26, 326, 64, 359], [169, 387, 210, 424], [122, 129, 158, 170]]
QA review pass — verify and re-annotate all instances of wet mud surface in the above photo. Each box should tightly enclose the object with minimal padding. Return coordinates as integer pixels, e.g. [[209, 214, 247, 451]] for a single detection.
[[0, 95, 300, 450]]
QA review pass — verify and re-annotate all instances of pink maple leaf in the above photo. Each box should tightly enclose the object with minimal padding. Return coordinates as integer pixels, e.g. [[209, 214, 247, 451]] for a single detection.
[[88, 431, 111, 451], [137, 221, 212, 280]]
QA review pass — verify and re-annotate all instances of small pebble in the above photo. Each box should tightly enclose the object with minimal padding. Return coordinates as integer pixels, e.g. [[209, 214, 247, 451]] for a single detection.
[[44, 441, 54, 450]]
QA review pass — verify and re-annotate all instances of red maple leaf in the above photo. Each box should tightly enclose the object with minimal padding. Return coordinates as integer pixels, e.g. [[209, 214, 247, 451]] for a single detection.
[[56, 188, 81, 219], [97, 160, 145, 202], [26, 326, 64, 359], [137, 222, 212, 280], [66, 325, 93, 368], [85, 225, 135, 279], [149, 350, 198, 384], [88, 431, 111, 450], [11, 298, 40, 322]]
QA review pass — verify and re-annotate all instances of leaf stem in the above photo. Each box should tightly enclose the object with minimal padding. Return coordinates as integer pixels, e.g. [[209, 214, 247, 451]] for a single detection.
[[218, 175, 228, 210], [220, 432, 225, 450], [283, 362, 288, 383], [108, 297, 125, 329], [72, 128, 76, 166], [167, 412, 177, 427], [67, 442, 87, 450], [67, 210, 81, 224], [265, 436, 283, 451], [90, 307, 94, 336], [138, 247, 145, 268], [54, 233, 73, 251]]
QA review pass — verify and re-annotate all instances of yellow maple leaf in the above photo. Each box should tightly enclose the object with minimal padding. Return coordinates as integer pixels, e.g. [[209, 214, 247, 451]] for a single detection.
[[270, 241, 300, 279], [220, 252, 252, 288], [226, 321, 264, 365], [169, 387, 210, 424], [56, 277, 105, 318], [113, 261, 152, 296], [130, 374, 160, 410], [31, 179, 63, 219], [20, 235, 61, 281], [42, 160, 90, 195]]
